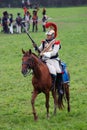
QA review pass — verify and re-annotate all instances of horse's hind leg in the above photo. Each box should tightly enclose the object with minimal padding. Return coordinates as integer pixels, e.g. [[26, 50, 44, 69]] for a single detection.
[[64, 83, 70, 112], [31, 90, 38, 121], [51, 89, 58, 115], [45, 92, 50, 119]]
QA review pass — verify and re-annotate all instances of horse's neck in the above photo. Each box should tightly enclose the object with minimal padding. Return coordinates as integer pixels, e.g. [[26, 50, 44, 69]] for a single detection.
[[33, 56, 42, 79]]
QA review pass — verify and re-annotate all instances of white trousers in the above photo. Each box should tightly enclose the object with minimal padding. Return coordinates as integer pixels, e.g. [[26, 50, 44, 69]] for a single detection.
[[25, 22, 30, 31], [9, 23, 13, 34], [16, 25, 21, 33], [46, 59, 62, 75]]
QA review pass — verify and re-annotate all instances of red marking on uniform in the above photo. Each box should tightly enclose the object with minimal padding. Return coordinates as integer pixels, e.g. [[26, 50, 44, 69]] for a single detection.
[[54, 40, 60, 45]]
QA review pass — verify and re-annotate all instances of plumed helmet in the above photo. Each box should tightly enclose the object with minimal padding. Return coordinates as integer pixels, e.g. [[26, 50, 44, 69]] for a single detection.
[[45, 22, 57, 38], [46, 29, 55, 36]]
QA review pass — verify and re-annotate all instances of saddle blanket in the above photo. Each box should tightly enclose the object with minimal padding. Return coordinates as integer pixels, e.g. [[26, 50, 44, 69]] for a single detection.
[[61, 62, 70, 83]]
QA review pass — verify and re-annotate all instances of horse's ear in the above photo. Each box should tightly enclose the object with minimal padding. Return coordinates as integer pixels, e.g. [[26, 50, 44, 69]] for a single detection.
[[29, 49, 32, 54], [22, 49, 25, 54]]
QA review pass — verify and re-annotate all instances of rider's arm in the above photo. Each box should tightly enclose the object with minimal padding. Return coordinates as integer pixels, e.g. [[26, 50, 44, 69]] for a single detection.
[[38, 44, 43, 52]]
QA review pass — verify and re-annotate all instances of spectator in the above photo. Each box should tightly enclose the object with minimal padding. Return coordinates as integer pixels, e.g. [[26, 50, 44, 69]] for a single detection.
[[42, 14, 48, 32], [23, 6, 28, 15], [16, 13, 22, 34], [27, 0, 31, 8], [22, 0, 25, 8], [2, 11, 9, 33], [9, 14, 13, 34], [24, 11, 31, 31], [42, 8, 46, 15], [32, 10, 38, 32]]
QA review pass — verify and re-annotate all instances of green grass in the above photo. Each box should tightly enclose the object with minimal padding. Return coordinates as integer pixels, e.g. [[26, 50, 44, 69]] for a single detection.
[[0, 6, 87, 130]]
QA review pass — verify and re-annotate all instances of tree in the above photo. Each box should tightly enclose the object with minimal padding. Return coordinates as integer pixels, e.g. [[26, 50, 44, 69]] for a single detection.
[[0, 0, 87, 7]]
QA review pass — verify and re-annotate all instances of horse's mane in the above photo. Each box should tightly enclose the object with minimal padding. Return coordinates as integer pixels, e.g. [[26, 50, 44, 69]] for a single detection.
[[32, 52, 44, 65], [32, 52, 39, 58]]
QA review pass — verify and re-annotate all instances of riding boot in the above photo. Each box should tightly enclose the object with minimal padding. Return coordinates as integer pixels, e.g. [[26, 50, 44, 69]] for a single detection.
[[57, 73, 63, 95], [51, 74, 56, 90]]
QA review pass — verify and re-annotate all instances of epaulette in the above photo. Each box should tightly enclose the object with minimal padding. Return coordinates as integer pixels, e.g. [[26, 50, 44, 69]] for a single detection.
[[54, 40, 60, 45]]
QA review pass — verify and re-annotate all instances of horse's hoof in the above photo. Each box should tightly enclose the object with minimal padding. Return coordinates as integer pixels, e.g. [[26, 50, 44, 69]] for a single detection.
[[34, 116, 38, 121], [47, 114, 50, 119], [53, 111, 56, 116], [68, 107, 70, 112]]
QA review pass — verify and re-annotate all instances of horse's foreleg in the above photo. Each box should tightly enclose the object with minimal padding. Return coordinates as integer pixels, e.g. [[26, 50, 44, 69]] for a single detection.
[[31, 90, 38, 121], [51, 89, 57, 115], [45, 92, 50, 119]]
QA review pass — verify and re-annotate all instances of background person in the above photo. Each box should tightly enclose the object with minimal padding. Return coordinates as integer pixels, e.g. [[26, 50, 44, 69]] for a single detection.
[[16, 13, 22, 34], [9, 14, 13, 34], [24, 11, 31, 32], [2, 11, 9, 33], [42, 14, 48, 32], [22, 0, 25, 8], [32, 10, 38, 32], [42, 8, 46, 15]]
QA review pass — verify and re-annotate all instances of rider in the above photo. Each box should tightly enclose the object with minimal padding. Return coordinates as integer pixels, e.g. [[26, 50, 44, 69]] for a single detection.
[[34, 22, 63, 95]]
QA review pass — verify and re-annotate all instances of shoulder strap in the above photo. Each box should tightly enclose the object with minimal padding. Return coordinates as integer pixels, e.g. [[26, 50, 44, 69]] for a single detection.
[[41, 39, 55, 55]]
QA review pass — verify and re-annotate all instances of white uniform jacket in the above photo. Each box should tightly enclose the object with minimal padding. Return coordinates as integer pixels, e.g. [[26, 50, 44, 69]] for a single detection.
[[39, 39, 62, 74]]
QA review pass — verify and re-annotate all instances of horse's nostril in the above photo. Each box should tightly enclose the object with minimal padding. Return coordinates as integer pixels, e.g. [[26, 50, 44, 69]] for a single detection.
[[21, 69, 27, 75]]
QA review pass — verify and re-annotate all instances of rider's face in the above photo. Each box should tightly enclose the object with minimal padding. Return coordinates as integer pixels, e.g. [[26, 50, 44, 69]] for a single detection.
[[47, 35, 52, 40]]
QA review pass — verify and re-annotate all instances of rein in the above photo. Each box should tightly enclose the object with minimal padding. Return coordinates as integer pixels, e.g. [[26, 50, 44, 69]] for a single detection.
[[22, 55, 41, 76], [22, 61, 29, 65], [22, 59, 34, 76]]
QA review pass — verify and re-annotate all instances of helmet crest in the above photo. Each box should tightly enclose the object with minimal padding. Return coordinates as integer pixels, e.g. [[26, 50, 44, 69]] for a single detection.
[[45, 22, 57, 38]]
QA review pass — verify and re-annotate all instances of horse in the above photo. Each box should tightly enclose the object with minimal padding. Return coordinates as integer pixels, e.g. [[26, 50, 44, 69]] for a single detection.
[[21, 49, 70, 120]]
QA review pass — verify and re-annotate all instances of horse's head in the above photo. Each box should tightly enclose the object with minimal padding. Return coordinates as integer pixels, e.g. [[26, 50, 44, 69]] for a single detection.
[[21, 49, 34, 76]]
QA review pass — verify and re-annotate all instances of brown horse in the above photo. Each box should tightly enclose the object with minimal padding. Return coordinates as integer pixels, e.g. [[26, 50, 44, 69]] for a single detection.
[[21, 49, 70, 120]]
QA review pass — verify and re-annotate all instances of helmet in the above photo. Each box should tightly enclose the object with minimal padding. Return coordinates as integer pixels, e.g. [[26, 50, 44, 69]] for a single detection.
[[46, 29, 55, 36], [45, 22, 57, 38]]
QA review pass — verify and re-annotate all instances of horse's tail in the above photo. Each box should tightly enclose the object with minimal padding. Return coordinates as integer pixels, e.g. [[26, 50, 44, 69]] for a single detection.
[[55, 74, 64, 109]]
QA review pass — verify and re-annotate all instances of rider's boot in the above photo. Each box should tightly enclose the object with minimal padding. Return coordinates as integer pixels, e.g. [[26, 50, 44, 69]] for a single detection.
[[57, 73, 63, 95], [51, 74, 56, 90]]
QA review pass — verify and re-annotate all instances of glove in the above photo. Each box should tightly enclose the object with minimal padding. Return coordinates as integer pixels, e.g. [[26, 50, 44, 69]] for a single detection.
[[40, 52, 43, 56], [33, 43, 38, 50]]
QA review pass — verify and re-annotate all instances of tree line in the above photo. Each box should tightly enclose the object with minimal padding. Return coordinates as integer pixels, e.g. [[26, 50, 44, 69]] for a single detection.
[[0, 0, 87, 7]]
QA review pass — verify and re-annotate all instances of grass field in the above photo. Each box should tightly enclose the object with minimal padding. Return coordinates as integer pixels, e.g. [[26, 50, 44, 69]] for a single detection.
[[0, 6, 87, 130]]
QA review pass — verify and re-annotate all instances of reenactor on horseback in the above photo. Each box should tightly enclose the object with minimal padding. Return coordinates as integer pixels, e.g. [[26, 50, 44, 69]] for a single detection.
[[21, 22, 70, 115], [34, 22, 63, 95]]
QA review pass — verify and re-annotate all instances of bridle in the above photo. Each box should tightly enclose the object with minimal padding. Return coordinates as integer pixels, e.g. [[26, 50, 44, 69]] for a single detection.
[[22, 57, 34, 76], [22, 53, 42, 76]]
